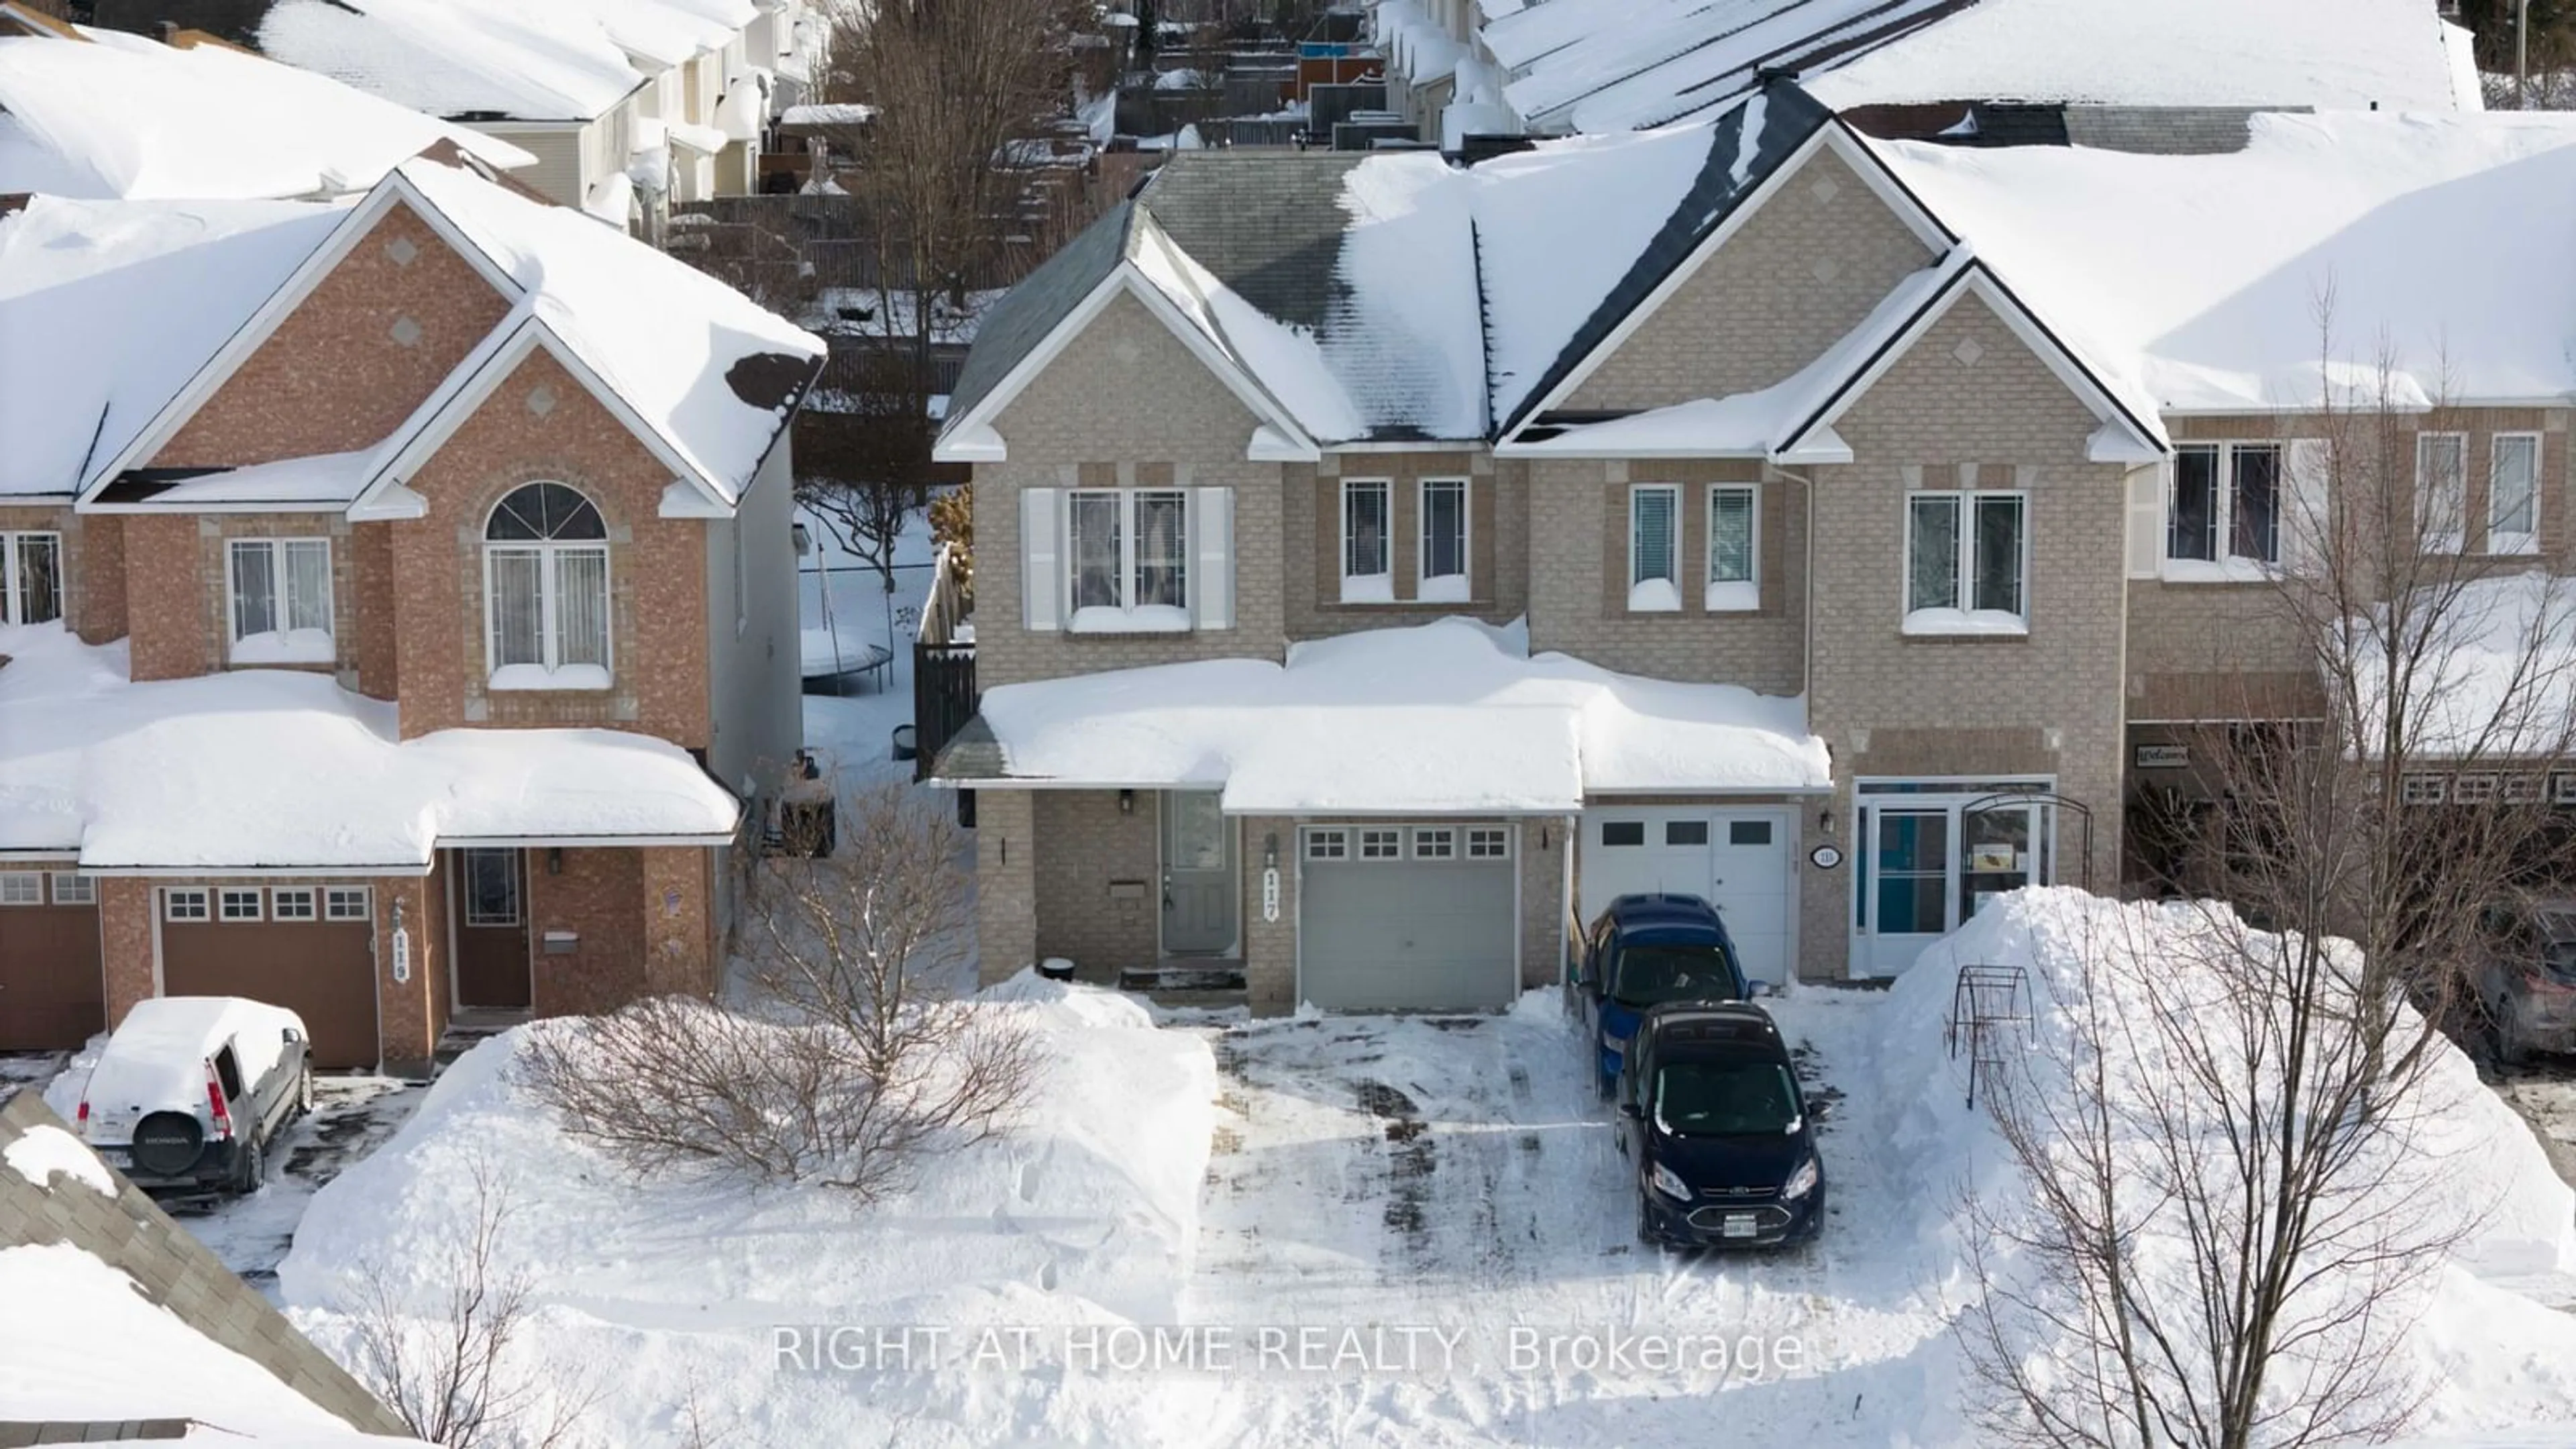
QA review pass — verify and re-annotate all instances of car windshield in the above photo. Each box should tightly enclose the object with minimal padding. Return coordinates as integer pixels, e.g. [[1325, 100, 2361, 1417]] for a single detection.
[[1609, 943, 1736, 1008], [2536, 911, 2576, 981], [1654, 1060, 1801, 1136]]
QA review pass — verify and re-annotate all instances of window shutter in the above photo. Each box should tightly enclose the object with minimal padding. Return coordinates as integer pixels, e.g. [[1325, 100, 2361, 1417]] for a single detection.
[[1194, 486, 1233, 630], [2283, 439, 2330, 574], [1020, 488, 1061, 631], [2124, 466, 2163, 579]]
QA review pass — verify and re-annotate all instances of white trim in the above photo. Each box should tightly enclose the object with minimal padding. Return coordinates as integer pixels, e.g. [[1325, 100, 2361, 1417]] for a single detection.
[[162, 885, 211, 923], [223, 536, 337, 666], [323, 884, 375, 921], [1625, 483, 1681, 612], [1338, 478, 1393, 602], [931, 262, 1322, 465], [1705, 482, 1758, 611], [0, 872, 41, 906], [78, 180, 525, 503], [1417, 476, 1471, 601], [2161, 441, 2289, 575], [1902, 486, 2029, 635], [433, 832, 737, 847], [92, 863, 427, 878], [1501, 123, 1951, 441], [47, 871, 95, 906], [270, 885, 319, 921], [2489, 430, 2544, 555], [2416, 430, 2470, 555]]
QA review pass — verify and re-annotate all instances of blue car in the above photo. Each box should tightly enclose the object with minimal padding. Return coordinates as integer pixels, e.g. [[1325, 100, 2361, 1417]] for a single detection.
[[1568, 894, 1752, 1099], [1617, 1002, 1825, 1250]]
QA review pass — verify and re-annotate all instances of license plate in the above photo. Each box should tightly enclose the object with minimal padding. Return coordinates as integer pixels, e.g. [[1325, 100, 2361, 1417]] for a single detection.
[[95, 1148, 129, 1167], [1721, 1214, 1759, 1238]]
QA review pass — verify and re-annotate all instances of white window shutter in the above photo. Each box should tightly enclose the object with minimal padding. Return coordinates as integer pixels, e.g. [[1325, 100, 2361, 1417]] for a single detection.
[[1020, 487, 1060, 631], [1194, 486, 1233, 630], [2124, 466, 2163, 579], [2284, 439, 2331, 574]]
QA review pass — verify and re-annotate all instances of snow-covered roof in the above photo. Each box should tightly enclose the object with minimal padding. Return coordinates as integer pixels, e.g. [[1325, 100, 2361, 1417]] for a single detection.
[[939, 619, 1831, 812], [1874, 111, 2576, 413], [0, 624, 741, 869], [0, 28, 534, 199], [0, 1242, 427, 1442], [2345, 572, 2576, 761], [1447, 0, 2469, 136], [0, 195, 345, 501], [253, 0, 663, 122]]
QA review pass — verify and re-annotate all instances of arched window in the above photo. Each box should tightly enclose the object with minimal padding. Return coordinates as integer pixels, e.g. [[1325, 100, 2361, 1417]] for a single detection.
[[484, 482, 610, 689]]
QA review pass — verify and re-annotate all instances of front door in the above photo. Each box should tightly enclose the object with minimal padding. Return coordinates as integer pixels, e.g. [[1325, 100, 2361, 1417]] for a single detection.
[[1159, 792, 1237, 956], [1863, 808, 1950, 977], [1852, 785, 2054, 977], [453, 848, 532, 1009]]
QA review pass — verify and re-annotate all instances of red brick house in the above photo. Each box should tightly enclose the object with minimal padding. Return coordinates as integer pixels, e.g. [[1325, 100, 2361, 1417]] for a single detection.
[[0, 152, 822, 1073]]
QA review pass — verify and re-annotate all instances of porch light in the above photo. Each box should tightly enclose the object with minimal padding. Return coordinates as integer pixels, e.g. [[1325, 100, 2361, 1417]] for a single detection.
[[547, 846, 564, 875], [1118, 789, 1135, 815]]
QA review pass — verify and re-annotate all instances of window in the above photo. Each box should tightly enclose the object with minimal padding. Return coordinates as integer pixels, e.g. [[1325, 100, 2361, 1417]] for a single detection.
[[164, 888, 209, 922], [1417, 479, 1469, 603], [48, 873, 93, 906], [219, 888, 263, 922], [1707, 486, 1758, 612], [0, 873, 39, 906], [1305, 828, 1349, 861], [1358, 828, 1403, 859], [2453, 773, 2500, 805], [1904, 490, 2026, 634], [1, 533, 61, 626], [270, 887, 317, 921], [2504, 774, 2545, 805], [2418, 432, 2468, 553], [2491, 433, 2541, 555], [1466, 827, 1510, 859], [1600, 820, 1646, 847], [464, 849, 521, 926], [1664, 820, 1709, 847], [226, 538, 334, 664], [2557, 773, 2576, 807], [2168, 444, 2283, 567], [1728, 819, 1774, 847], [486, 482, 610, 690], [325, 886, 372, 921], [1628, 486, 1680, 611], [212, 1046, 242, 1103], [2400, 773, 2447, 806], [1341, 480, 1391, 602], [1411, 827, 1456, 859], [1066, 489, 1189, 629]]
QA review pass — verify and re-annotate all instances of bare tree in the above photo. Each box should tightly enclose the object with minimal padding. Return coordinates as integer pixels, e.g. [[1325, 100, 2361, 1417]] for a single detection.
[[342, 1159, 594, 1449], [519, 782, 1036, 1199], [1960, 330, 2576, 1448]]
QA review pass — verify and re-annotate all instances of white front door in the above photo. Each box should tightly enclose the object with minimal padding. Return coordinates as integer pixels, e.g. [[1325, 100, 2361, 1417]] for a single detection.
[[1576, 806, 1794, 985], [1851, 782, 2052, 978]]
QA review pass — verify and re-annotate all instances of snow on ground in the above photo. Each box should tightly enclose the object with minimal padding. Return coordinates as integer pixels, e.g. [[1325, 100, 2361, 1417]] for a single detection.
[[0, 1242, 432, 1444], [276, 979, 1220, 1446]]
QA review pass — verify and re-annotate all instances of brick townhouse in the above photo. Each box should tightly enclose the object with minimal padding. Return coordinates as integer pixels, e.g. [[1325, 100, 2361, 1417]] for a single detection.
[[0, 150, 821, 1072], [926, 80, 2576, 1012]]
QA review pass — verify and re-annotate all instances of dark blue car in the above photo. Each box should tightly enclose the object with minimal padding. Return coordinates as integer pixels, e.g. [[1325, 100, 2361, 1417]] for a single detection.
[[1617, 1003, 1825, 1250], [1568, 894, 1752, 1099]]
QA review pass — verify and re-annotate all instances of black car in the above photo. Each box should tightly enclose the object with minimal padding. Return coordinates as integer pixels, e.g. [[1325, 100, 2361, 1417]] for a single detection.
[[1616, 1002, 1823, 1250]]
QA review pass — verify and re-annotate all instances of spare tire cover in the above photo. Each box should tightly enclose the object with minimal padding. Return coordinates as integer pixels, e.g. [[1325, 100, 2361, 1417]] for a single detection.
[[130, 1110, 205, 1177]]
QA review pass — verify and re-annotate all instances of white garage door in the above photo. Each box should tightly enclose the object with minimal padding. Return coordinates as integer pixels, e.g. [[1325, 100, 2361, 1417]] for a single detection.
[[1298, 824, 1518, 1012], [1578, 808, 1793, 985]]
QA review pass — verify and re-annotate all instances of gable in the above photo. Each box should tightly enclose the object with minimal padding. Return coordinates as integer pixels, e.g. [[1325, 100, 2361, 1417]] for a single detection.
[[1831, 290, 2110, 462], [1564, 146, 1941, 416], [150, 200, 512, 472], [991, 288, 1265, 462], [402, 345, 674, 527]]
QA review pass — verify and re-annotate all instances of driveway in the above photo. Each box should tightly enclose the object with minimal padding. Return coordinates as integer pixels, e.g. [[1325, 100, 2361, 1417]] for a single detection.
[[1178, 991, 1951, 1446]]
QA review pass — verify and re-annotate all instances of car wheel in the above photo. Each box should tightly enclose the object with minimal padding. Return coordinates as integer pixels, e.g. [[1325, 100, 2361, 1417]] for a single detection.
[[2496, 1018, 2531, 1069], [235, 1135, 264, 1195], [1635, 1199, 1659, 1248], [296, 1067, 314, 1118]]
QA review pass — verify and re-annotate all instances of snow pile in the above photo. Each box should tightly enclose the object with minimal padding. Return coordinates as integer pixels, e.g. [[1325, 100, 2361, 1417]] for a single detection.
[[0, 1243, 427, 1442], [0, 28, 533, 200], [1879, 112, 2576, 413], [256, 0, 653, 123], [1870, 889, 2576, 1440], [278, 978, 1219, 1443], [0, 195, 341, 500], [3, 1122, 114, 1195], [959, 617, 1830, 810], [0, 623, 739, 867]]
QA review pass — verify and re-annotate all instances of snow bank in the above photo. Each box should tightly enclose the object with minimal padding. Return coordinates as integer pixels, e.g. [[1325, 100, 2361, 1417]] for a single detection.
[[3, 1122, 113, 1195], [279, 979, 1219, 1442], [959, 616, 1829, 811], [1867, 889, 2576, 1439]]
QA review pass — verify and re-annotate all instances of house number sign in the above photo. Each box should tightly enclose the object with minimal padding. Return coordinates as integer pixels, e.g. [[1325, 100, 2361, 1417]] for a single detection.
[[1261, 866, 1281, 923], [390, 925, 412, 984]]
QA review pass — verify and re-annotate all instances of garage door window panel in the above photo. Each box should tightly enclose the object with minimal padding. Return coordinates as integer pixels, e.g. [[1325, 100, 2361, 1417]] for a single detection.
[[0, 873, 39, 906], [271, 887, 317, 921], [219, 888, 262, 922], [1306, 828, 1349, 861], [485, 482, 612, 691], [48, 873, 93, 906], [325, 888, 372, 921], [1359, 828, 1403, 860], [1601, 820, 1646, 847], [1412, 828, 1456, 859], [1664, 820, 1709, 847], [165, 889, 209, 922], [227, 538, 334, 665], [1466, 827, 1510, 859]]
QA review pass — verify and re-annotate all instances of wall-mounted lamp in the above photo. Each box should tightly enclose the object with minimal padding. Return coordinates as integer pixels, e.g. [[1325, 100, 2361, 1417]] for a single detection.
[[547, 846, 564, 875], [1539, 824, 1550, 851], [1263, 833, 1278, 870], [1118, 789, 1135, 816], [1818, 808, 1835, 836]]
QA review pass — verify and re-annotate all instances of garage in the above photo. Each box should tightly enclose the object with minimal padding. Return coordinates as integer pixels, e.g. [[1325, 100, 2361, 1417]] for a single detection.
[[0, 870, 105, 1051], [1578, 807, 1794, 985], [1297, 823, 1518, 1012], [159, 884, 379, 1069]]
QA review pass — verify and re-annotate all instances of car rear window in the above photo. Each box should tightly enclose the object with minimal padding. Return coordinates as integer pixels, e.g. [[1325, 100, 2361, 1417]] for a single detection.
[[1610, 943, 1741, 1008]]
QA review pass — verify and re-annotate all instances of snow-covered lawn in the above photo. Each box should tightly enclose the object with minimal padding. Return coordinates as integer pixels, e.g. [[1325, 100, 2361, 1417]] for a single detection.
[[245, 889, 2576, 1446]]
